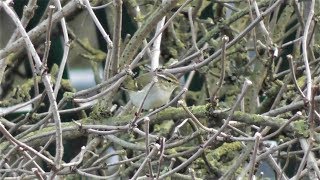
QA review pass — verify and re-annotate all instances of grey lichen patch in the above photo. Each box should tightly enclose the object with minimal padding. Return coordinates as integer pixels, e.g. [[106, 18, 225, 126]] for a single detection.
[[50, 64, 76, 93], [77, 38, 107, 63], [194, 142, 243, 176], [292, 120, 309, 138], [154, 120, 174, 136], [0, 76, 40, 107], [210, 142, 242, 161], [63, 92, 75, 100]]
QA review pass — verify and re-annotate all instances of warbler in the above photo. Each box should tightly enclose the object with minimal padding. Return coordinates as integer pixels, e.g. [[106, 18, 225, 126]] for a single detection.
[[123, 71, 179, 110]]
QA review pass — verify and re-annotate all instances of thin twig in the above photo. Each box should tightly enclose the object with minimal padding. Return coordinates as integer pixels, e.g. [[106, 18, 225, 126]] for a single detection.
[[210, 35, 229, 103], [75, 165, 122, 179], [42, 5, 55, 67], [178, 100, 223, 134], [82, 0, 113, 80], [52, 0, 71, 98], [131, 78, 157, 126], [130, 144, 159, 180], [144, 117, 154, 178], [0, 94, 42, 116], [82, 0, 112, 48], [0, 2, 64, 172], [62, 146, 86, 167], [91, 1, 113, 10], [130, 0, 193, 68], [135, 87, 188, 125], [248, 132, 261, 180], [262, 111, 302, 140], [158, 79, 252, 179], [0, 122, 54, 166], [287, 54, 306, 99], [166, 0, 284, 74], [22, 136, 54, 169], [74, 76, 127, 103], [301, 0, 314, 101], [295, 138, 313, 179], [104, 0, 122, 79], [279, 145, 292, 180], [156, 137, 166, 180]]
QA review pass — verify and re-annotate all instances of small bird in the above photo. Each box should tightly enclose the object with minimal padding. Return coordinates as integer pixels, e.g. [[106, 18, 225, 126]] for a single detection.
[[123, 71, 179, 110]]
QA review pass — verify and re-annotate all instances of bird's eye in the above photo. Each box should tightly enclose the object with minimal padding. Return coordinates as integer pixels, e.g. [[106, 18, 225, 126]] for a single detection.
[[167, 79, 172, 83]]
